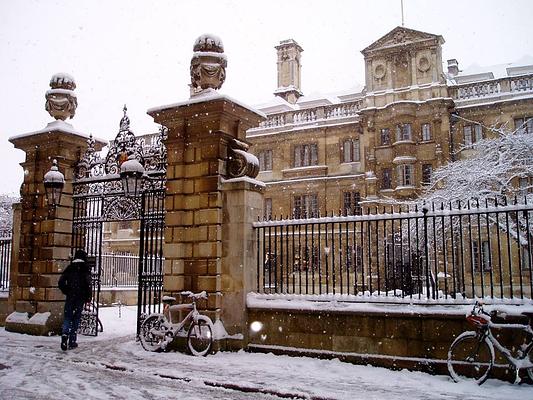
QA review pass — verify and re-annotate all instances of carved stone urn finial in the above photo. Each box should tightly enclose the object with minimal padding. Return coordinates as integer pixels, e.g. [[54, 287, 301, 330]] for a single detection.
[[190, 34, 227, 93], [45, 73, 78, 120]]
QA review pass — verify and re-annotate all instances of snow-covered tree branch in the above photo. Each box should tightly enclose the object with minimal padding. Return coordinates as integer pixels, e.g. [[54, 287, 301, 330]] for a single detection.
[[421, 121, 533, 206], [0, 194, 18, 237]]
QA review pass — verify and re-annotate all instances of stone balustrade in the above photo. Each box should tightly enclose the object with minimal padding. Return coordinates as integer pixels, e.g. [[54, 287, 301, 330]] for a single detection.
[[511, 74, 533, 93], [451, 73, 533, 101], [252, 73, 533, 131], [253, 99, 362, 131]]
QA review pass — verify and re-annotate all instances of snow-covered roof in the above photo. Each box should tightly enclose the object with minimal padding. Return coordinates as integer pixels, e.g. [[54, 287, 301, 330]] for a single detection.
[[254, 96, 296, 114], [296, 92, 333, 108], [255, 86, 364, 114], [9, 120, 90, 142], [452, 55, 533, 83], [147, 88, 267, 119]]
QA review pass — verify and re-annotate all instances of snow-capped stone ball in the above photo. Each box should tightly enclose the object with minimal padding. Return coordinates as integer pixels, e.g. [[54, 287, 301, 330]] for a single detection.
[[193, 34, 224, 53], [49, 73, 76, 91]]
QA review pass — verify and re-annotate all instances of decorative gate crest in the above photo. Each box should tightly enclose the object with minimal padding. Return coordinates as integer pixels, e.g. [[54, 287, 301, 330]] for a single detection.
[[75, 105, 167, 189]]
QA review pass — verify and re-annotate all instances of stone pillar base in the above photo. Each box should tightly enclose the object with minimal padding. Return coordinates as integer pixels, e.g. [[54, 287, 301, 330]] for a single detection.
[[4, 307, 61, 336]]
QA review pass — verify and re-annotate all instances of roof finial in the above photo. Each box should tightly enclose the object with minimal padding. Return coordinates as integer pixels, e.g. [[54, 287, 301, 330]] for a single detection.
[[45, 73, 77, 120], [401, 0, 405, 27], [120, 105, 130, 131]]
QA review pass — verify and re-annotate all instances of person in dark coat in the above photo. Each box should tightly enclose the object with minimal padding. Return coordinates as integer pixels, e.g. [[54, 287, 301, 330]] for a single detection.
[[58, 249, 92, 351]]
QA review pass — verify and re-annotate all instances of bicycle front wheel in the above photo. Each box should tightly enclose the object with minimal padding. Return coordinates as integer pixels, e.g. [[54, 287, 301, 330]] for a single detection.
[[526, 344, 533, 382], [187, 319, 213, 356], [447, 331, 494, 385], [139, 314, 167, 352]]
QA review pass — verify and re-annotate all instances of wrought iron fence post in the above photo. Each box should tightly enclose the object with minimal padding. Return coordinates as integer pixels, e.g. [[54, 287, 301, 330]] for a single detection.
[[422, 207, 433, 299]]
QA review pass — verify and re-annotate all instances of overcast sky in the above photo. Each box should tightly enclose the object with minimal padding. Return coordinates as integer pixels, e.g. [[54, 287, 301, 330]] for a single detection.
[[1, 0, 532, 195]]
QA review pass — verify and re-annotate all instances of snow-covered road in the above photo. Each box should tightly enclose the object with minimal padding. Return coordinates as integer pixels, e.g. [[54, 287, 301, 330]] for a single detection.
[[0, 306, 531, 400]]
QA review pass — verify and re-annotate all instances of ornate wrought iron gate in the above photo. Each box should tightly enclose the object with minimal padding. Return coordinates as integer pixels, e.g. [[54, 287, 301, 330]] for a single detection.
[[72, 107, 166, 336], [137, 188, 165, 334]]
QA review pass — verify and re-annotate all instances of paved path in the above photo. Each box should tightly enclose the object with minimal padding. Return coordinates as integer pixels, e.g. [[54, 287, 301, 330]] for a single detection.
[[0, 327, 531, 400]]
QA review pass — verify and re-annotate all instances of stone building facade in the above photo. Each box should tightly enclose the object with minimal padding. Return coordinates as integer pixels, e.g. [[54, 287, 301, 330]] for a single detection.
[[247, 26, 533, 218]]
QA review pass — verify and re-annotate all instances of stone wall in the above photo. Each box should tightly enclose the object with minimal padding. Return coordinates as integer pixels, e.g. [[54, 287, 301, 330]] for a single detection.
[[247, 303, 527, 381]]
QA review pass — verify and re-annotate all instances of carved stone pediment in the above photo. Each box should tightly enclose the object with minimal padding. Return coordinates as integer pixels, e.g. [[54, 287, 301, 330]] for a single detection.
[[361, 26, 444, 56]]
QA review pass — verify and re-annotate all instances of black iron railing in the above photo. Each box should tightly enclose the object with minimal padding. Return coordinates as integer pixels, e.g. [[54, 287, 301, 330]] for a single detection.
[[0, 237, 12, 291], [254, 197, 533, 301], [101, 252, 139, 287]]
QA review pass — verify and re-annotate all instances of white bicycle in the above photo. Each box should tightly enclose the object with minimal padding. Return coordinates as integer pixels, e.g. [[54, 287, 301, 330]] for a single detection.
[[447, 301, 533, 384], [139, 291, 214, 356]]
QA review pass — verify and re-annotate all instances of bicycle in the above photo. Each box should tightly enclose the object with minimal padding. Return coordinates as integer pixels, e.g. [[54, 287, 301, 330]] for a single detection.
[[139, 291, 214, 356], [447, 301, 533, 385]]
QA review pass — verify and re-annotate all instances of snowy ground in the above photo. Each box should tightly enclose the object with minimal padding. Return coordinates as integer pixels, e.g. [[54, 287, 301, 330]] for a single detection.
[[0, 305, 531, 400]]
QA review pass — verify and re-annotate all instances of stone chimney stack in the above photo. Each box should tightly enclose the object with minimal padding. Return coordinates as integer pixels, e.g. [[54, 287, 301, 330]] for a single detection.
[[274, 39, 303, 104], [447, 59, 459, 77]]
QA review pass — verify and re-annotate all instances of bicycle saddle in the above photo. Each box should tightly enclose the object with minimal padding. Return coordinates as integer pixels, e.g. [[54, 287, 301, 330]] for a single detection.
[[162, 296, 176, 304]]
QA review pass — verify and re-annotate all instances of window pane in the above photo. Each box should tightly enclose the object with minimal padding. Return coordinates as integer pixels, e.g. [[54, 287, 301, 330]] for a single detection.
[[343, 192, 351, 215], [294, 195, 302, 218], [404, 123, 412, 140], [381, 128, 390, 145], [294, 146, 301, 167], [464, 125, 472, 146], [311, 144, 318, 165], [353, 140, 360, 161], [353, 192, 361, 214], [397, 166, 403, 185], [422, 164, 432, 184], [310, 194, 318, 217], [397, 165, 413, 186], [406, 165, 413, 185], [515, 118, 525, 133], [474, 125, 482, 142], [472, 240, 479, 270], [343, 140, 351, 162], [527, 118, 533, 134], [303, 145, 310, 167], [266, 150, 272, 170], [382, 168, 391, 189], [482, 241, 490, 271], [422, 123, 431, 141]]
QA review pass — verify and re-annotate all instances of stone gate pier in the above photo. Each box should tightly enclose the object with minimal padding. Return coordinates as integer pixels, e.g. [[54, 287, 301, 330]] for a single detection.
[[148, 34, 265, 347], [6, 74, 105, 334]]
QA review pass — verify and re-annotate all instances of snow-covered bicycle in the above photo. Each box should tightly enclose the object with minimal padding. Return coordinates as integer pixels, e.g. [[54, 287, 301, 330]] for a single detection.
[[447, 301, 533, 384], [139, 291, 213, 356]]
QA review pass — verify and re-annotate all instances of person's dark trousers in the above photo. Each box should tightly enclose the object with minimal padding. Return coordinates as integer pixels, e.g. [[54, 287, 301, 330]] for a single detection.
[[62, 298, 84, 347]]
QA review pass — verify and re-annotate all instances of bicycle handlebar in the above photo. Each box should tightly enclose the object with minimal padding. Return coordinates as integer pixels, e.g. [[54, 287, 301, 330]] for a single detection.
[[472, 301, 491, 317], [180, 291, 208, 300]]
